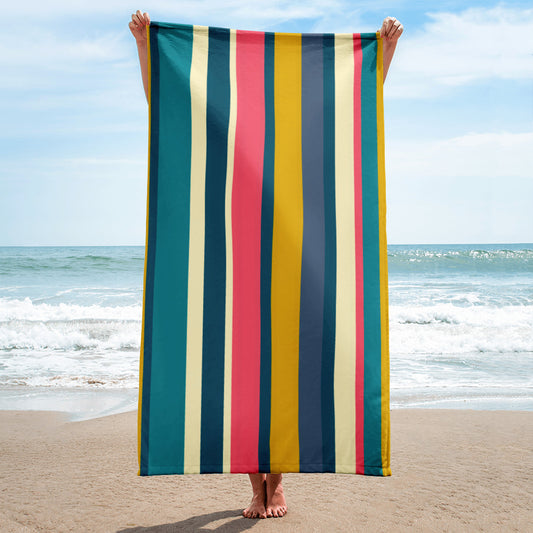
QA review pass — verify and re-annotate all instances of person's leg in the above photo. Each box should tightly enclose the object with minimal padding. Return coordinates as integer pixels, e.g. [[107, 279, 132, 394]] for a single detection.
[[242, 473, 267, 519], [265, 473, 287, 517]]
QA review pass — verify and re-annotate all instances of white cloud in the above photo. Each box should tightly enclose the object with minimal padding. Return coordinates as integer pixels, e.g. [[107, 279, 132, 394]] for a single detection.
[[2, 156, 146, 181], [387, 131, 533, 179], [0, 29, 131, 91], [1, 0, 343, 28], [389, 5, 533, 98]]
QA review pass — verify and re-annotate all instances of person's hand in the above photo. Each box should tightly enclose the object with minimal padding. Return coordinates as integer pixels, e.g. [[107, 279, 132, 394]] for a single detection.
[[379, 16, 403, 42], [129, 10, 150, 45]]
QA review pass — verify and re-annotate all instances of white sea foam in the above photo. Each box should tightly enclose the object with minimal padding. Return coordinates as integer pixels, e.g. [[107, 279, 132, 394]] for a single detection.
[[0, 297, 142, 389], [390, 303, 533, 354], [0, 297, 140, 321], [0, 318, 141, 351]]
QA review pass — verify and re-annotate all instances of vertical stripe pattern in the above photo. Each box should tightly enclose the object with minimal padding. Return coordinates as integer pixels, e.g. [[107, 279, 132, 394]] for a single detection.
[[270, 32, 303, 473], [184, 24, 208, 474], [222, 28, 237, 473], [139, 22, 390, 477], [230, 29, 265, 473], [298, 34, 325, 472]]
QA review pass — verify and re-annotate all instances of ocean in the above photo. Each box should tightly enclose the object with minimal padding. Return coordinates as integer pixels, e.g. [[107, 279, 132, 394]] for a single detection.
[[0, 244, 531, 420]]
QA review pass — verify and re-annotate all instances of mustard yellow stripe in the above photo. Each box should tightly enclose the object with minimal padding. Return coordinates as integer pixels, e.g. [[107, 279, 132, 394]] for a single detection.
[[138, 24, 152, 476], [222, 29, 237, 473], [270, 33, 302, 472], [376, 32, 391, 476], [183, 25, 209, 474], [333, 33, 356, 473]]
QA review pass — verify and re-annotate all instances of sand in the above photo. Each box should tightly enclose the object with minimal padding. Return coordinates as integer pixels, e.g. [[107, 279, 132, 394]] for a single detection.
[[1, 408, 531, 532]]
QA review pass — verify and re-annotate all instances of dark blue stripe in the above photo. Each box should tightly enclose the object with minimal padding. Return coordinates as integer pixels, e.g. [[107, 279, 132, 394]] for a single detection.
[[258, 32, 275, 473], [361, 36, 382, 472], [200, 27, 231, 473], [140, 24, 160, 476], [298, 34, 326, 472], [321, 34, 337, 471]]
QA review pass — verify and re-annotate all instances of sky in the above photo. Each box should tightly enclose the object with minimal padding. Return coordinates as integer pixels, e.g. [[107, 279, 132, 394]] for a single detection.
[[1, 0, 532, 245]]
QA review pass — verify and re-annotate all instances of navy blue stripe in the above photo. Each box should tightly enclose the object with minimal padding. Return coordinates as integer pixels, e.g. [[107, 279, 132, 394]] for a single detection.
[[200, 27, 231, 473], [258, 32, 275, 473], [361, 36, 382, 472], [321, 33, 337, 470], [298, 34, 325, 472], [140, 24, 160, 476]]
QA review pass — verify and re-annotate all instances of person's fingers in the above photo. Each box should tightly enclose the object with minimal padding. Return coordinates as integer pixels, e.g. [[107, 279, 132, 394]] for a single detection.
[[135, 10, 147, 26], [386, 17, 397, 37], [383, 16, 396, 38], [136, 10, 148, 26], [396, 23, 404, 38], [133, 13, 144, 27], [128, 21, 141, 36], [143, 12, 151, 25], [388, 21, 404, 41], [381, 16, 392, 36]]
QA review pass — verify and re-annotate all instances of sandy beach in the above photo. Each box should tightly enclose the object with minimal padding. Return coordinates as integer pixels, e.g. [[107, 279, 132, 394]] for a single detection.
[[0, 409, 531, 532]]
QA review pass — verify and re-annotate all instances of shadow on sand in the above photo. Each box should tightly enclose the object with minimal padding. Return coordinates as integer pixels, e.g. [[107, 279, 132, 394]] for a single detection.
[[116, 508, 260, 532]]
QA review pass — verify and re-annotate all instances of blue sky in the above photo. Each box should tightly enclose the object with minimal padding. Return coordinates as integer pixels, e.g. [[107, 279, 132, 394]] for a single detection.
[[1, 0, 532, 245]]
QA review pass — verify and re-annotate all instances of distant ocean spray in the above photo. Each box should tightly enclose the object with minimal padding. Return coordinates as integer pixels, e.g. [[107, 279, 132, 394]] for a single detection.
[[0, 244, 531, 412]]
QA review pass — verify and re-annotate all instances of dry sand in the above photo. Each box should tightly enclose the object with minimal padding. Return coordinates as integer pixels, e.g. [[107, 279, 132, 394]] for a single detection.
[[1, 408, 531, 532]]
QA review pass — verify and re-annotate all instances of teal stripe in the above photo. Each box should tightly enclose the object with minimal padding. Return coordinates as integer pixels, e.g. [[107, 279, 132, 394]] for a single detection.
[[360, 36, 382, 472], [146, 24, 193, 474]]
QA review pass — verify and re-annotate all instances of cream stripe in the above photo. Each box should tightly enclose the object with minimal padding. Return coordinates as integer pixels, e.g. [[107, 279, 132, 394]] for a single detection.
[[222, 29, 237, 473], [184, 25, 209, 474], [334, 33, 356, 472]]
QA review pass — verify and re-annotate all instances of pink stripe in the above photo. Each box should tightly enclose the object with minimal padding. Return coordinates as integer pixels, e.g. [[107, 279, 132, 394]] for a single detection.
[[353, 33, 365, 474], [230, 30, 265, 473]]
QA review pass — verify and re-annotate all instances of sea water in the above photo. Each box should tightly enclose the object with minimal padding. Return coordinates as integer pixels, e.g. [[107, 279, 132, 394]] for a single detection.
[[0, 244, 531, 419]]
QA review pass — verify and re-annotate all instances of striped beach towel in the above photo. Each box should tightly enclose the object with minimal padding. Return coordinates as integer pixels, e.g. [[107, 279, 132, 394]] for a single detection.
[[138, 22, 390, 476]]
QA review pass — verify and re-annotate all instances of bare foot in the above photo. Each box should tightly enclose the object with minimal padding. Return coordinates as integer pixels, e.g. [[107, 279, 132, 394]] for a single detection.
[[242, 478, 267, 519], [266, 473, 287, 518]]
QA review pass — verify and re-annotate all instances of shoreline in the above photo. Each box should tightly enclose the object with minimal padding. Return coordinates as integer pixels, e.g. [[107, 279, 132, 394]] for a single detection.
[[1, 385, 531, 423], [1, 408, 532, 532]]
